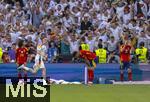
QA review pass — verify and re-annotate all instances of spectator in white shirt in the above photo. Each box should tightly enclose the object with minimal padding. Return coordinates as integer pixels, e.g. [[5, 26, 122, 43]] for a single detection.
[[107, 36, 118, 54], [68, 34, 79, 54], [122, 5, 131, 24]]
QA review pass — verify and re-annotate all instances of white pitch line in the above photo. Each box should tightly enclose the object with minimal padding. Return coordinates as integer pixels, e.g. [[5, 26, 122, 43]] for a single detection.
[[113, 81, 150, 85]]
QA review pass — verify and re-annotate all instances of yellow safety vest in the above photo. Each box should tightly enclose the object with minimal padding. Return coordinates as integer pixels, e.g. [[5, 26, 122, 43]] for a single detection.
[[0, 47, 3, 63], [95, 49, 107, 63], [81, 44, 90, 51], [135, 47, 148, 63]]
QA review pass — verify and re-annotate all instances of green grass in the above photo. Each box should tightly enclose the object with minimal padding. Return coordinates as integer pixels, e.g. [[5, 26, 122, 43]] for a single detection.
[[50, 85, 150, 102]]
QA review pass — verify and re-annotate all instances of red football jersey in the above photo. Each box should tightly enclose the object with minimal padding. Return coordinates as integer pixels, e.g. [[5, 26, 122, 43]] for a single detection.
[[16, 47, 28, 65], [80, 50, 96, 61], [120, 45, 131, 62]]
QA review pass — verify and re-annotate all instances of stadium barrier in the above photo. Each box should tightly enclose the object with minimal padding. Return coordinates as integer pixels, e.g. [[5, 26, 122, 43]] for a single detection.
[[0, 63, 149, 83]]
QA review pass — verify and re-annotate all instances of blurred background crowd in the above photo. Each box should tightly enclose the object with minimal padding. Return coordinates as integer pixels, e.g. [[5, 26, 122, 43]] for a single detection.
[[0, 0, 150, 64]]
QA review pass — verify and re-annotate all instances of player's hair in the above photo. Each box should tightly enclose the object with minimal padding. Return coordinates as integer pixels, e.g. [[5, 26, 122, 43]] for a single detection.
[[18, 40, 24, 48]]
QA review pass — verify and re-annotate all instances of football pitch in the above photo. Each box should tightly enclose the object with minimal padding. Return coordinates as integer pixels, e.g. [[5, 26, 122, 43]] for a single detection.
[[50, 85, 150, 102]]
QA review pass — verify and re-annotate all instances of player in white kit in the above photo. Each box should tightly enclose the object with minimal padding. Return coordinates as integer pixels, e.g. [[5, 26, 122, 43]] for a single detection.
[[18, 38, 48, 85]]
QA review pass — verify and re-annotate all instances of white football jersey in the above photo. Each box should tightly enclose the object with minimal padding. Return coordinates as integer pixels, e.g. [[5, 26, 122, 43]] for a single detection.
[[37, 44, 47, 58]]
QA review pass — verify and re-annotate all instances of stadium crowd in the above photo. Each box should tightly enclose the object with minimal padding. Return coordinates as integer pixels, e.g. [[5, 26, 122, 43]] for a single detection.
[[0, 0, 150, 64]]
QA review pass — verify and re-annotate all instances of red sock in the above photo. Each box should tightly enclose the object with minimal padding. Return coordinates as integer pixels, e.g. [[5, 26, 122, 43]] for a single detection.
[[128, 72, 132, 81], [120, 73, 124, 81], [88, 69, 94, 82], [18, 73, 22, 80]]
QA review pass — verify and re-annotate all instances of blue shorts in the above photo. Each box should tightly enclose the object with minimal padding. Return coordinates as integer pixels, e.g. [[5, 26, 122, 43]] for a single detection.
[[120, 61, 131, 70]]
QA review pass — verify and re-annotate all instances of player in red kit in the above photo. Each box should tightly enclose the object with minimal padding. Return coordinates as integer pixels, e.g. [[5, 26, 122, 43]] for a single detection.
[[120, 40, 132, 81], [16, 40, 28, 84], [73, 50, 97, 85]]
